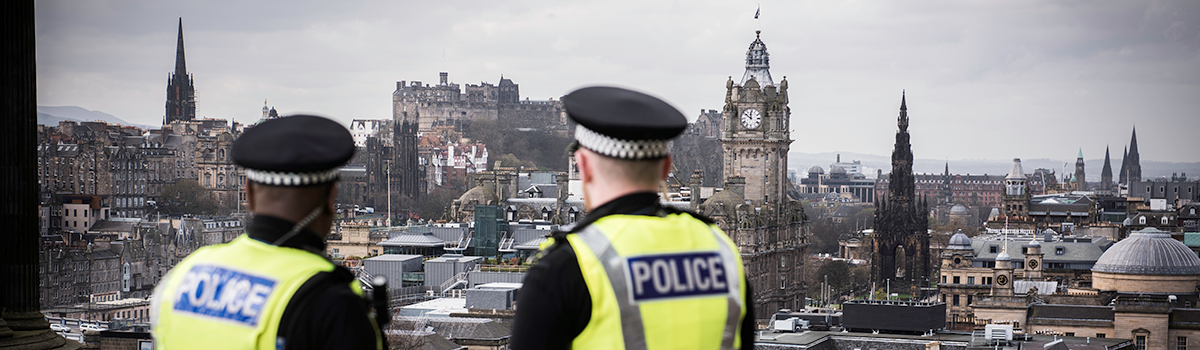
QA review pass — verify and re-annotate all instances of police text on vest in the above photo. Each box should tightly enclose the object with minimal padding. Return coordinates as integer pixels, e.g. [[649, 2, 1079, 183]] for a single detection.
[[625, 251, 730, 302], [173, 264, 277, 326]]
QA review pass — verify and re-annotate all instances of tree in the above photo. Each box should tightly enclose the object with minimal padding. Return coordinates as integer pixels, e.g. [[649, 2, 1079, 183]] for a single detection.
[[157, 179, 219, 216], [415, 187, 459, 221]]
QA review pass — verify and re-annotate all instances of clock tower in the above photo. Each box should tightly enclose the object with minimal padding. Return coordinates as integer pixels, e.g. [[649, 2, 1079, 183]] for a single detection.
[[721, 30, 792, 207]]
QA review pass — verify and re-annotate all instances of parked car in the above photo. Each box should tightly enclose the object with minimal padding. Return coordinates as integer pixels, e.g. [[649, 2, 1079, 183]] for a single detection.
[[49, 324, 70, 332], [79, 324, 107, 333]]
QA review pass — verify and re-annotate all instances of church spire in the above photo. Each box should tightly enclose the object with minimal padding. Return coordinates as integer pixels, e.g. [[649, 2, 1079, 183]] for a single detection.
[[1127, 127, 1141, 182], [1101, 146, 1113, 190], [898, 91, 909, 132], [165, 17, 196, 125], [174, 18, 187, 79]]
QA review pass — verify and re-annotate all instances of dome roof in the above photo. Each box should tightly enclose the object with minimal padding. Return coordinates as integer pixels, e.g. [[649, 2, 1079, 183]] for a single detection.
[[950, 204, 968, 214], [947, 230, 972, 250], [808, 166, 825, 175], [703, 186, 745, 210], [1028, 238, 1041, 247], [458, 185, 498, 205], [1092, 228, 1200, 275], [996, 251, 1011, 261], [830, 165, 847, 174]]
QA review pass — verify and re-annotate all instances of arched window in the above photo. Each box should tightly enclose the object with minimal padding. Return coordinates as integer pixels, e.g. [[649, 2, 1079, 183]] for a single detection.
[[1139, 216, 1146, 225]]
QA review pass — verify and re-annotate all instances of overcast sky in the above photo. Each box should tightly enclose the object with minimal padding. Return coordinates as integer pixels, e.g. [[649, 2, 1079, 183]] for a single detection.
[[34, 0, 1200, 163]]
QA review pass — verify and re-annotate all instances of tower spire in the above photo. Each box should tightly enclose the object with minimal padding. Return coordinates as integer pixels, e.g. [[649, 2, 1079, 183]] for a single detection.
[[1101, 145, 1113, 190], [897, 91, 909, 132], [175, 18, 186, 78], [165, 17, 196, 125], [1127, 126, 1141, 182]]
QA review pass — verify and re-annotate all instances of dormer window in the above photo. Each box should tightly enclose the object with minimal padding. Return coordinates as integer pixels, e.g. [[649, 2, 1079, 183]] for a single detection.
[[989, 245, 998, 254], [1056, 247, 1065, 255]]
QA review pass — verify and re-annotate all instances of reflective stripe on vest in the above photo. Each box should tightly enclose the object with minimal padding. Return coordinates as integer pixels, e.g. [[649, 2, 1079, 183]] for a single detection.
[[568, 214, 745, 350]]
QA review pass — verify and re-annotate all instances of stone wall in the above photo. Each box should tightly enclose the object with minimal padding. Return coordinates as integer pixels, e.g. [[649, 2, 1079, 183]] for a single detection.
[[498, 102, 562, 130], [670, 131, 724, 187], [1093, 271, 1200, 294]]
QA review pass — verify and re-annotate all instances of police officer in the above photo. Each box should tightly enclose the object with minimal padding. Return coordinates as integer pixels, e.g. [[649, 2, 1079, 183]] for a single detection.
[[511, 86, 754, 350], [151, 115, 382, 350]]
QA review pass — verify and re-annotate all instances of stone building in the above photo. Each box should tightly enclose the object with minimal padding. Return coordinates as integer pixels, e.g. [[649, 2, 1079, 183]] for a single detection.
[[937, 229, 1109, 324], [800, 159, 877, 204], [875, 163, 1005, 216], [696, 31, 807, 317], [973, 228, 1200, 350], [392, 73, 565, 133], [326, 222, 386, 259], [871, 93, 931, 290], [104, 145, 149, 218]]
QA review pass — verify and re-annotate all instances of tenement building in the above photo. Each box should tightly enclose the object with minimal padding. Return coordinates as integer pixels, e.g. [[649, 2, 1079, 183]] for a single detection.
[[696, 30, 807, 317]]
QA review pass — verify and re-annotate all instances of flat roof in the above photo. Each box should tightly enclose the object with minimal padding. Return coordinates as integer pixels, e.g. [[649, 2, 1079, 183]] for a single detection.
[[756, 331, 1130, 350], [365, 254, 422, 262]]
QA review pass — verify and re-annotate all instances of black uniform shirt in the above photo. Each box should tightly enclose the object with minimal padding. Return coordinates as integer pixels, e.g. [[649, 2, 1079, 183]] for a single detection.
[[246, 215, 378, 350], [510, 193, 756, 350]]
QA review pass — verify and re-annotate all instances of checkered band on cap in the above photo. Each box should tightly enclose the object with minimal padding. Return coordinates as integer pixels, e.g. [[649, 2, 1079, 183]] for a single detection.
[[245, 168, 340, 186], [574, 125, 670, 160]]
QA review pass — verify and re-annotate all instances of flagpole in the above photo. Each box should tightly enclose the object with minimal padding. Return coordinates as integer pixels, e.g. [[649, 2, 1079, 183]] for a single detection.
[[755, 4, 761, 31]]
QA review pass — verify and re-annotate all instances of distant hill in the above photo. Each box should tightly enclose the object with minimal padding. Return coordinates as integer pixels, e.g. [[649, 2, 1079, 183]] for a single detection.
[[788, 151, 1200, 181], [36, 106, 154, 130], [36, 112, 78, 127]]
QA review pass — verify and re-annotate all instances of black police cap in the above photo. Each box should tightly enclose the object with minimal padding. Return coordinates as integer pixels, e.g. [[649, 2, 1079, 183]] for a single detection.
[[563, 86, 687, 160], [232, 115, 355, 186]]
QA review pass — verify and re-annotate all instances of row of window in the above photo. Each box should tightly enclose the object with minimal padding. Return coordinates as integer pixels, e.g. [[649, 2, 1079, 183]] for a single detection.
[[942, 275, 994, 285]]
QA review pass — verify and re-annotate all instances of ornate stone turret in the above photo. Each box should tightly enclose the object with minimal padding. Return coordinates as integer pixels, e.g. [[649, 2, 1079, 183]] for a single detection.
[[1025, 238, 1044, 280], [992, 245, 1014, 296]]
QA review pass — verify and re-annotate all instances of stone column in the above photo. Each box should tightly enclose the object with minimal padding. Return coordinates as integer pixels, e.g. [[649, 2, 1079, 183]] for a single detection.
[[0, 1, 75, 348]]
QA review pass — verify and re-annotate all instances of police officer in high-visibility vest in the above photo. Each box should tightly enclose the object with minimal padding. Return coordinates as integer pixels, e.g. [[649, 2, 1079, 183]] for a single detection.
[[151, 115, 382, 350], [511, 86, 754, 350]]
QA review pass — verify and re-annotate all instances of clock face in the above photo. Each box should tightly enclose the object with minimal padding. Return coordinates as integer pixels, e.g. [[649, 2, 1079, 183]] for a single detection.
[[740, 108, 762, 129], [1028, 259, 1039, 269], [997, 275, 1009, 286]]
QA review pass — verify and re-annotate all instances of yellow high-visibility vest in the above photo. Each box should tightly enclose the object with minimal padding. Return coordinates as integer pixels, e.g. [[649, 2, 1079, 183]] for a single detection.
[[563, 213, 747, 350], [151, 235, 378, 349]]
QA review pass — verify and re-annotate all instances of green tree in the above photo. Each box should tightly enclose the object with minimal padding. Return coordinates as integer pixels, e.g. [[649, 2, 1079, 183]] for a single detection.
[[157, 179, 219, 216]]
